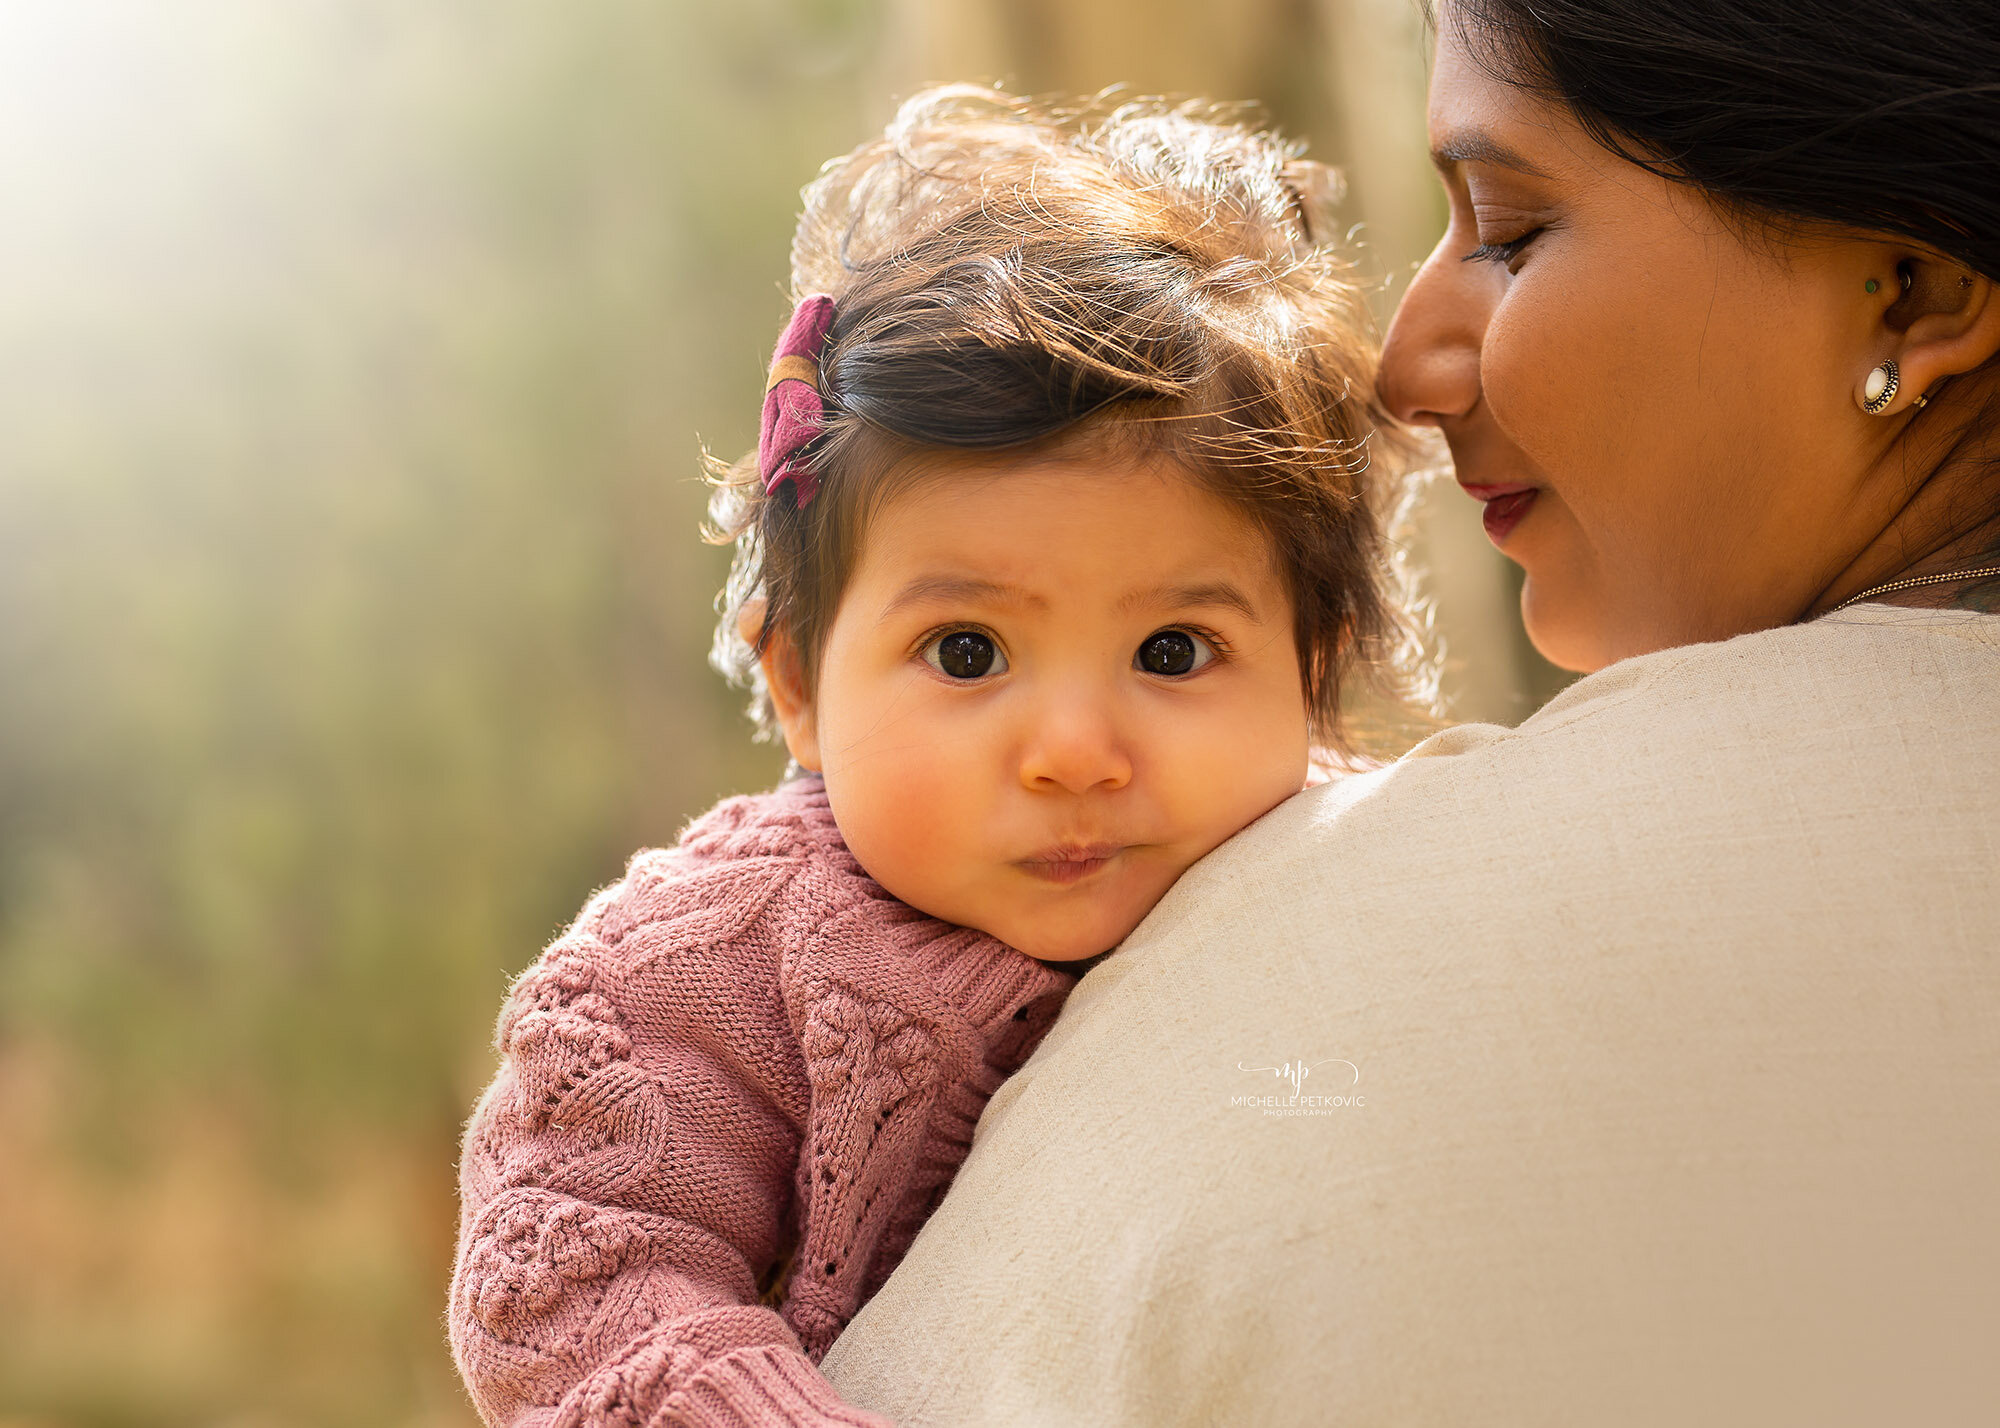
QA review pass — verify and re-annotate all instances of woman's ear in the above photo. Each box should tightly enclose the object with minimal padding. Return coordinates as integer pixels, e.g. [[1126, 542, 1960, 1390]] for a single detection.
[[739, 595, 821, 772], [1873, 253, 2000, 411]]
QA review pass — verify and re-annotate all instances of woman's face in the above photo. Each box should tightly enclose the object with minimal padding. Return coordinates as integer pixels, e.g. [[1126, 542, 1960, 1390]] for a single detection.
[[1379, 6, 1902, 672]]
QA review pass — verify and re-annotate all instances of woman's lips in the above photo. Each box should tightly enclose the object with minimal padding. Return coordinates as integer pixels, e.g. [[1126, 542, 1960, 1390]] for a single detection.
[[1460, 482, 1539, 545], [1018, 843, 1125, 885]]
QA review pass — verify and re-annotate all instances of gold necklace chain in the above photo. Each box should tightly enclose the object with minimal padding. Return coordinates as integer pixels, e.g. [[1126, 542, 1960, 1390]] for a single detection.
[[1826, 564, 2000, 614]]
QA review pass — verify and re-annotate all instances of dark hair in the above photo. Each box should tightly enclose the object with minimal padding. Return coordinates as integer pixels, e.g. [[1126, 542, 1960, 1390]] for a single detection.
[[705, 85, 1425, 760], [1442, 0, 2000, 281]]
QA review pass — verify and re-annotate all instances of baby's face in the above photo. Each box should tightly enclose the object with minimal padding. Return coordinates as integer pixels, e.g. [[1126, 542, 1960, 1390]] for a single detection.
[[789, 450, 1310, 962]]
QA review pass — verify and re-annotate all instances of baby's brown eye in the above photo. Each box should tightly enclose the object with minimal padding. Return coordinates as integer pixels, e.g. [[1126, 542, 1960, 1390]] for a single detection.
[[923, 629, 1006, 679], [1136, 629, 1213, 676]]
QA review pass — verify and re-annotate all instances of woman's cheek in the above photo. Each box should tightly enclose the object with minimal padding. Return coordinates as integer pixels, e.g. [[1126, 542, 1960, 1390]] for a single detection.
[[1481, 259, 1613, 489], [1488, 253, 1692, 531]]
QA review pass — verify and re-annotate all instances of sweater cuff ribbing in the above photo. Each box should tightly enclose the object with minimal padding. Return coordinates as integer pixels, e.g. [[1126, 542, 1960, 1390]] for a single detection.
[[663, 1343, 898, 1428]]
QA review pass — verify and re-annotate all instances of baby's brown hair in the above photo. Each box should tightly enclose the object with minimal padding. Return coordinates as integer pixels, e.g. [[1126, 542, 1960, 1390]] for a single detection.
[[706, 84, 1423, 761]]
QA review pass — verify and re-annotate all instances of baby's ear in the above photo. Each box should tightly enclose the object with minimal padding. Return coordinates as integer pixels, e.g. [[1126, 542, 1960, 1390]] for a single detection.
[[756, 619, 821, 773], [736, 592, 768, 650]]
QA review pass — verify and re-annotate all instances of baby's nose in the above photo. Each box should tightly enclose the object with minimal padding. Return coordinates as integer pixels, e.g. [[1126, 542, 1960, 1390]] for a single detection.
[[1017, 696, 1133, 795]]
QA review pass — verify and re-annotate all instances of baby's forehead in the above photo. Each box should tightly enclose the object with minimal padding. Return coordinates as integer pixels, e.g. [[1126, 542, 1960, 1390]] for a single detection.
[[852, 453, 1288, 618]]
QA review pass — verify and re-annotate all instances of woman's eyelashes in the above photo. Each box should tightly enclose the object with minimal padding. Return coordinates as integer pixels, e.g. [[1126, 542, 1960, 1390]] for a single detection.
[[914, 625, 1227, 681], [1461, 227, 1543, 273]]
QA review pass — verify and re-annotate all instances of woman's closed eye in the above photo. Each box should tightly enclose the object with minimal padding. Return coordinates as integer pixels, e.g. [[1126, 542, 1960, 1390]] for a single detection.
[[920, 627, 1008, 680], [1462, 227, 1543, 273], [1135, 627, 1222, 677]]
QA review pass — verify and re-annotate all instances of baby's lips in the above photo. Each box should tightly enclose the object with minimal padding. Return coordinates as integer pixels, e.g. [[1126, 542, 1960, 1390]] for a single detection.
[[1019, 840, 1126, 866]]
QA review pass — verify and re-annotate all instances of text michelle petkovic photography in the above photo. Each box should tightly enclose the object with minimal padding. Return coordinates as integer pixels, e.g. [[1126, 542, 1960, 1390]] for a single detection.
[[1229, 1056, 1365, 1117]]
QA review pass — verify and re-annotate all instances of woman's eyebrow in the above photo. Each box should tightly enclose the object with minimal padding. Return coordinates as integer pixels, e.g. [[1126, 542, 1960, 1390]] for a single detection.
[[1431, 130, 1550, 179]]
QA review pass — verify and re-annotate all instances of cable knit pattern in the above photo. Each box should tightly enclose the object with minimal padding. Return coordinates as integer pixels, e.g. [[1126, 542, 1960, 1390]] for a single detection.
[[450, 775, 1079, 1428]]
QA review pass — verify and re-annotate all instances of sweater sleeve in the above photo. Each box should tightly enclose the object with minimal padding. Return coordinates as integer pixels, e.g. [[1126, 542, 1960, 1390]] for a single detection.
[[447, 854, 898, 1428]]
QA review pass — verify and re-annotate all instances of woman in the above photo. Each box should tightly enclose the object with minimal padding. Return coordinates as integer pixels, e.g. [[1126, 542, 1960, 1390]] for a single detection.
[[1381, 0, 2000, 660], [806, 3, 2000, 1424]]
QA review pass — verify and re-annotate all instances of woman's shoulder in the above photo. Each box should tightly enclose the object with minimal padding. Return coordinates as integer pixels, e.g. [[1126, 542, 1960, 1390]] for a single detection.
[[1395, 602, 2000, 768], [1149, 603, 2000, 960]]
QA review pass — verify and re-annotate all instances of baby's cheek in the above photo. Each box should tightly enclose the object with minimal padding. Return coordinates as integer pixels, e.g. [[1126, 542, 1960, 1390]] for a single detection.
[[824, 747, 976, 918], [1175, 691, 1308, 845]]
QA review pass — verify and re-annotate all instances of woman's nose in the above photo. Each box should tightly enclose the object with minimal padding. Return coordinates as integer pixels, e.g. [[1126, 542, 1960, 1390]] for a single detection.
[[1377, 235, 1487, 427], [1018, 696, 1133, 796]]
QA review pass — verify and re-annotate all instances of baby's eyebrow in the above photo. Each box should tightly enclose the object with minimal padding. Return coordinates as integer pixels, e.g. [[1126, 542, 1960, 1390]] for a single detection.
[[1118, 581, 1263, 623], [880, 575, 1047, 618], [879, 575, 1265, 623]]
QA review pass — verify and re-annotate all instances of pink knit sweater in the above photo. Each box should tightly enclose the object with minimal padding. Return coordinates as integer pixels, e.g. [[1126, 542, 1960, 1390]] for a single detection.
[[449, 774, 1081, 1427]]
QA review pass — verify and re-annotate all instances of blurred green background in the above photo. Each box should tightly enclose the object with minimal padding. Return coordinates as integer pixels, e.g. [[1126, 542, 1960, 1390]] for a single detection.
[[0, 1, 1565, 1423]]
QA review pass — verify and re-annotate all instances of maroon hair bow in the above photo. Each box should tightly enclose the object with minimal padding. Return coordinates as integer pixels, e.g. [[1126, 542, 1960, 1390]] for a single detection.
[[758, 294, 836, 509]]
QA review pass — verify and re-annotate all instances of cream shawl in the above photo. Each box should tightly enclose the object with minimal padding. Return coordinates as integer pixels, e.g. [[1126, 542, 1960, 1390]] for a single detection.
[[822, 606, 2000, 1427]]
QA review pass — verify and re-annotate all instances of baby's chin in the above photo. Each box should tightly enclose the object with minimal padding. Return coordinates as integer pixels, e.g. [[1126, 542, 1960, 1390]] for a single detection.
[[985, 902, 1151, 964], [880, 858, 1186, 963]]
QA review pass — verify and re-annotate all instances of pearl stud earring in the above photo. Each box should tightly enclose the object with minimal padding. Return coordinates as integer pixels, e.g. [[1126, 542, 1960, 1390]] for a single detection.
[[1861, 359, 1899, 415]]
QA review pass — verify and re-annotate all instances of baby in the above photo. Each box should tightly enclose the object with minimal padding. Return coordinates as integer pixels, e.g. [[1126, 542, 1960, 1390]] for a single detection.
[[449, 85, 1413, 1427]]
